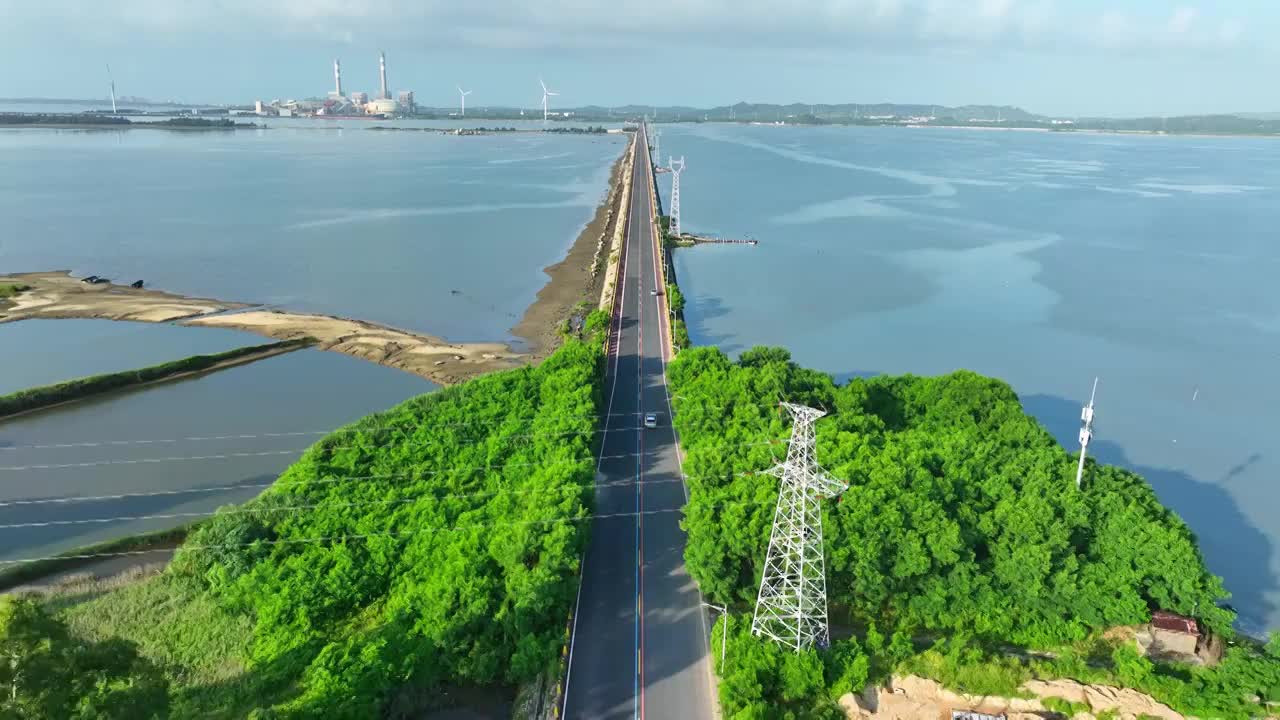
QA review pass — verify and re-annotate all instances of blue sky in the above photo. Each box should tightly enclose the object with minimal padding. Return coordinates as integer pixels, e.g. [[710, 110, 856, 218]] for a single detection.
[[0, 0, 1274, 116]]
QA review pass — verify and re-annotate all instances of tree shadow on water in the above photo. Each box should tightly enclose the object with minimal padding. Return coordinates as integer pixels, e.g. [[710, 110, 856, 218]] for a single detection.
[[1021, 393, 1277, 636], [684, 294, 743, 356]]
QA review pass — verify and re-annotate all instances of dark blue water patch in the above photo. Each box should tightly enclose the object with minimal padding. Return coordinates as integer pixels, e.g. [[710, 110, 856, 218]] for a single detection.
[[0, 347, 433, 562], [0, 128, 627, 343], [0, 318, 269, 395]]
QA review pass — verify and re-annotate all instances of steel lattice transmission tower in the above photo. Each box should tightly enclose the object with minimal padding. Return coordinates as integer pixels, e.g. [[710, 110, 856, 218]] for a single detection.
[[669, 156, 685, 238], [752, 402, 848, 652], [651, 129, 660, 171]]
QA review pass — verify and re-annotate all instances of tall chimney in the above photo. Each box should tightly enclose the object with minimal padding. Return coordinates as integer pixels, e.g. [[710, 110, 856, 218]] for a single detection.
[[333, 59, 343, 97], [379, 51, 389, 100]]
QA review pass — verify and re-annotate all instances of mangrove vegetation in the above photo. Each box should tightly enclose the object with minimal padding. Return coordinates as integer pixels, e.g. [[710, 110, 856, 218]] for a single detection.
[[668, 345, 1280, 718], [17, 316, 608, 718]]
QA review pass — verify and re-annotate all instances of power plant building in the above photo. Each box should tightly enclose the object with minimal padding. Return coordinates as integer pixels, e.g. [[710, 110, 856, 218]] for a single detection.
[[351, 91, 369, 105], [397, 91, 415, 113], [366, 97, 398, 115]]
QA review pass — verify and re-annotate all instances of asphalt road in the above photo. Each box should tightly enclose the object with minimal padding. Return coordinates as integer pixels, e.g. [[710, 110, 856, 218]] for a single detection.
[[562, 126, 716, 720]]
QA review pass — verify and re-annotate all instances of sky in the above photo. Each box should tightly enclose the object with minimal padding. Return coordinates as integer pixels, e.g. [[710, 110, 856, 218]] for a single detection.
[[0, 0, 1275, 117]]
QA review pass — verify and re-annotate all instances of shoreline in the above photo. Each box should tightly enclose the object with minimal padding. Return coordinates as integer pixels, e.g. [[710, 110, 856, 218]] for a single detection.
[[0, 139, 633, 386], [511, 135, 632, 360], [0, 271, 521, 385]]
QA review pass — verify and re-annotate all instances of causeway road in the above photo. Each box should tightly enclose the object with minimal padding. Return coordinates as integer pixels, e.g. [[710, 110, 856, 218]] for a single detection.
[[562, 125, 717, 720]]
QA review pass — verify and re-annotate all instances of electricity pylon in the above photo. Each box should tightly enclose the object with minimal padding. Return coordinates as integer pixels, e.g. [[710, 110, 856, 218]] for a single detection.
[[669, 156, 685, 238], [651, 129, 660, 171], [751, 402, 847, 652]]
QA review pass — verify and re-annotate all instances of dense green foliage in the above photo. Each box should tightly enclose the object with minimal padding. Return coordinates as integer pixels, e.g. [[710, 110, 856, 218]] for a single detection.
[[0, 113, 130, 125], [1, 596, 169, 719], [711, 609, 849, 717], [667, 283, 690, 350], [154, 336, 604, 717], [0, 339, 312, 418], [157, 117, 249, 128], [668, 346, 1280, 717], [59, 572, 280, 720], [901, 634, 1280, 719], [0, 283, 29, 299], [543, 126, 610, 134]]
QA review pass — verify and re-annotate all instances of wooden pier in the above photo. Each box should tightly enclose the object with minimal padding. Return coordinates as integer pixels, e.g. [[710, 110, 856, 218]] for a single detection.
[[679, 234, 758, 246]]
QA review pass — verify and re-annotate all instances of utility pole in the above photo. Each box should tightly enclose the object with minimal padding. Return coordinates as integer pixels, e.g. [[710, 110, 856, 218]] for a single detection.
[[702, 602, 728, 673], [669, 156, 685, 238], [752, 403, 848, 651], [1076, 378, 1098, 490]]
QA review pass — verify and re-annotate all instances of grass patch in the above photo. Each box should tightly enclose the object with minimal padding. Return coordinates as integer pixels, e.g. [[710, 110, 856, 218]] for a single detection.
[[0, 337, 313, 418], [56, 572, 292, 719], [0, 282, 30, 299]]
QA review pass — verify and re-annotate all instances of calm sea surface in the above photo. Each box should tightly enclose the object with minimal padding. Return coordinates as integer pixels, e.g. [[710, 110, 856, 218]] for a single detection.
[[657, 123, 1280, 634], [0, 319, 269, 394], [0, 123, 625, 342]]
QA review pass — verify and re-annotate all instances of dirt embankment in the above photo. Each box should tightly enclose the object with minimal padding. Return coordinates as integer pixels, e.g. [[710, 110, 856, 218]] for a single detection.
[[187, 311, 518, 385], [840, 675, 1190, 720], [0, 271, 244, 321], [0, 272, 519, 385]]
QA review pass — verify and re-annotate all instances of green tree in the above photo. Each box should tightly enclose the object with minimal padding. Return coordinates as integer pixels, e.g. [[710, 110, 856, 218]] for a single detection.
[[0, 597, 168, 719]]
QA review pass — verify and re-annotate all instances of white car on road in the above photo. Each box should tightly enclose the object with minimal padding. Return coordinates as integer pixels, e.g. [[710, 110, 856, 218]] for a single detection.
[[643, 413, 658, 429]]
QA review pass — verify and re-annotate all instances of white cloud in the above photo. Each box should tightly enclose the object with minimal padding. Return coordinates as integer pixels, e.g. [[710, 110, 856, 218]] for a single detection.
[[1167, 6, 1197, 35], [0, 0, 1258, 54], [1219, 18, 1244, 45]]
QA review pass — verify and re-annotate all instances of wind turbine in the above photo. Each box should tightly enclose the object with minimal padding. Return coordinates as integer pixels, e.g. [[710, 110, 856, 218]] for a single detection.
[[457, 86, 471, 117], [539, 77, 559, 123], [106, 64, 117, 114]]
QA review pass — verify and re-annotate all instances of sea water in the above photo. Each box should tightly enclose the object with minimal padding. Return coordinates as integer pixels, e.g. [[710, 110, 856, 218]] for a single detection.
[[0, 123, 626, 342]]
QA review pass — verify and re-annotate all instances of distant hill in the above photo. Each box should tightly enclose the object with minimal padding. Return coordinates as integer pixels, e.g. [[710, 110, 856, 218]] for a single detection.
[[585, 102, 1039, 123]]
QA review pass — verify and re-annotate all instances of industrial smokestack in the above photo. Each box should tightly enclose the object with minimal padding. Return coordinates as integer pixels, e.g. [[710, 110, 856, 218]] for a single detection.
[[333, 58, 343, 97], [379, 51, 389, 100]]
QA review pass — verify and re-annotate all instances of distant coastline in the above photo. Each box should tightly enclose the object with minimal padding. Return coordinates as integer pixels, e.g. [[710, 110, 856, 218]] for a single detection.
[[0, 113, 258, 130]]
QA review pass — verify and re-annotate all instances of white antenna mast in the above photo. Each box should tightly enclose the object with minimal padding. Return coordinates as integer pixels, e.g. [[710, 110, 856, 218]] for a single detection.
[[457, 86, 471, 117], [106, 64, 117, 114], [1075, 377, 1099, 490]]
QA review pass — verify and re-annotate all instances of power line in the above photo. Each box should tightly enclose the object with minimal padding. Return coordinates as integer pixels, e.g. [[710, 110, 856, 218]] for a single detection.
[[0, 475, 710, 531], [0, 497, 780, 568], [0, 425, 667, 472], [0, 400, 788, 452], [0, 439, 783, 508]]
